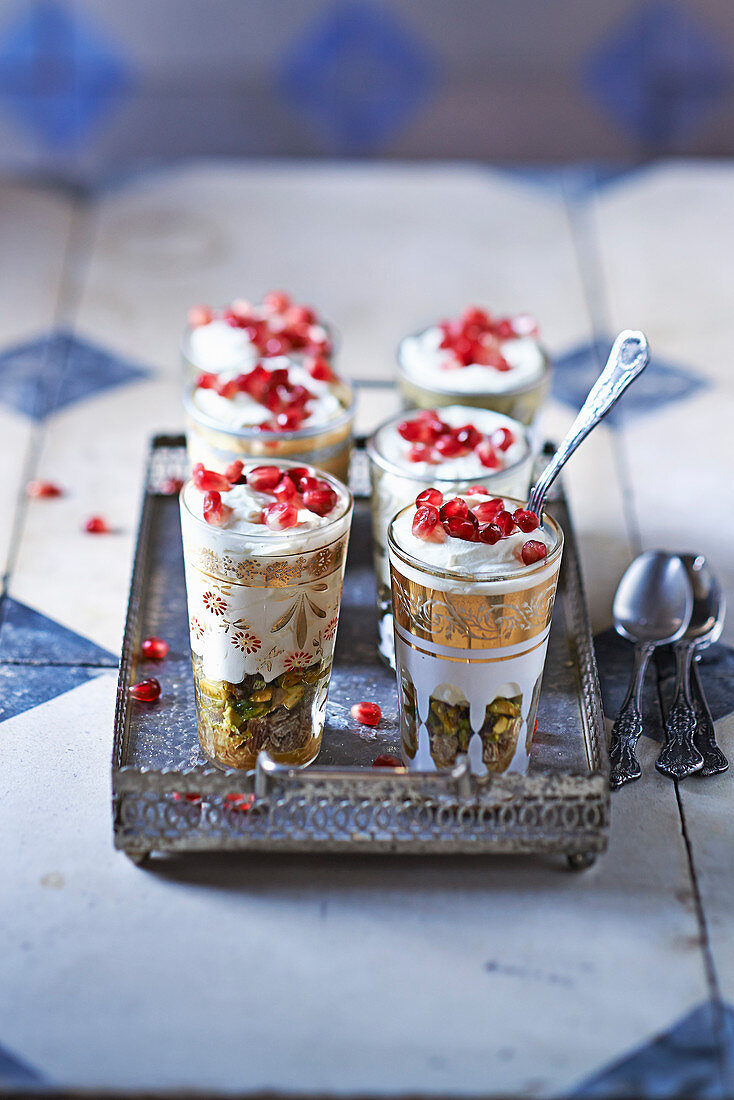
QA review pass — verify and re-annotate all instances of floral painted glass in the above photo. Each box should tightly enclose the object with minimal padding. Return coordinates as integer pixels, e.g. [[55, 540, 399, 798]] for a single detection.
[[180, 465, 353, 769]]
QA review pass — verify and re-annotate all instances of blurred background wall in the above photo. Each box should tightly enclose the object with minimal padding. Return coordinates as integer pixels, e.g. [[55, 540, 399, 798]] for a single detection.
[[0, 0, 733, 182]]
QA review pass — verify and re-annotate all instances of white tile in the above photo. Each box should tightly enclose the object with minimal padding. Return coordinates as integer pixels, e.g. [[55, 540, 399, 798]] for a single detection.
[[593, 162, 734, 390], [74, 162, 592, 384], [0, 179, 74, 346], [0, 680, 709, 1095], [677, 713, 734, 1005], [9, 376, 182, 655], [0, 406, 33, 576]]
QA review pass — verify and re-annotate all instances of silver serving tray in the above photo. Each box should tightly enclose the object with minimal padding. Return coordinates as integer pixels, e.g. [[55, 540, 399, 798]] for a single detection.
[[113, 435, 609, 868]]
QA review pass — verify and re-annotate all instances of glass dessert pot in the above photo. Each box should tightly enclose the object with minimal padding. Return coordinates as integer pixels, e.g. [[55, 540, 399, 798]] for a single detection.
[[387, 498, 563, 775], [367, 407, 534, 667], [184, 377, 355, 484], [180, 462, 353, 769]]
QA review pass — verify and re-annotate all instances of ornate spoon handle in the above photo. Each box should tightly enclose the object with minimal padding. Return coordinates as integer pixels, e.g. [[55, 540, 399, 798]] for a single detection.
[[609, 642, 652, 790], [527, 330, 648, 518], [656, 643, 704, 778], [691, 658, 729, 776]]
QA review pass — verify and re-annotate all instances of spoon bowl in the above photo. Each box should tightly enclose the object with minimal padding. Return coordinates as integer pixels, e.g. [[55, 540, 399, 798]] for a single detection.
[[613, 552, 692, 647]]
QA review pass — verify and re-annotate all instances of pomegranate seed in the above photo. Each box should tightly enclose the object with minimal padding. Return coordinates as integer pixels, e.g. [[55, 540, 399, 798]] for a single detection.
[[494, 510, 516, 536], [407, 444, 434, 463], [192, 463, 231, 493], [439, 498, 468, 523], [141, 636, 169, 660], [478, 522, 502, 545], [397, 418, 423, 443], [195, 371, 218, 390], [263, 502, 299, 530], [491, 427, 515, 452], [225, 460, 244, 484], [246, 465, 282, 493], [129, 678, 161, 703], [513, 508, 540, 532], [351, 702, 381, 726], [471, 498, 505, 523], [296, 474, 320, 493], [412, 504, 440, 540], [494, 318, 515, 340], [455, 424, 482, 449], [161, 478, 184, 495], [302, 487, 337, 516], [467, 484, 488, 495], [285, 466, 311, 487], [84, 516, 111, 534], [265, 335, 289, 356], [203, 491, 233, 527], [444, 514, 478, 541], [216, 378, 240, 399], [462, 306, 489, 327], [187, 305, 212, 327], [26, 480, 62, 498], [372, 755, 401, 768], [416, 488, 443, 508], [263, 291, 291, 313], [275, 409, 305, 431], [287, 305, 316, 326], [307, 356, 334, 382], [477, 442, 500, 469], [521, 540, 548, 565], [434, 433, 465, 458], [273, 475, 297, 502]]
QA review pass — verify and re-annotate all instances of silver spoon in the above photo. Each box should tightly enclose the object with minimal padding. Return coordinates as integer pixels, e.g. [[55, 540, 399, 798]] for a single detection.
[[656, 554, 728, 778], [608, 552, 692, 790], [527, 330, 648, 518]]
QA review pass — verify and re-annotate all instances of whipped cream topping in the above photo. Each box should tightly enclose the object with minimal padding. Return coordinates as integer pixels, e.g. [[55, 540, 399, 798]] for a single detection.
[[182, 464, 350, 554], [391, 492, 556, 578], [399, 324, 546, 395], [373, 405, 528, 479], [186, 293, 331, 371], [191, 358, 345, 432]]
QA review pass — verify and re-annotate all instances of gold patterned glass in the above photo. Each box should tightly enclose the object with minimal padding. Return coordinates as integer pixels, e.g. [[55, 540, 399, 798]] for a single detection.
[[367, 411, 533, 667], [183, 380, 355, 484], [388, 500, 563, 775], [180, 469, 353, 770]]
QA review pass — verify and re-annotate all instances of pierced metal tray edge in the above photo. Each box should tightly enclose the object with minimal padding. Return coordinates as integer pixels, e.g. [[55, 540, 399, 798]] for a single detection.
[[112, 434, 610, 861]]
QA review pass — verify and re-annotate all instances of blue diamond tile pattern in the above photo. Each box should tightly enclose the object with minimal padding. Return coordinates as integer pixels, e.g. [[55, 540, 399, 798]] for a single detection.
[[277, 1, 434, 152], [572, 1000, 734, 1097], [553, 337, 707, 422], [0, 597, 117, 666], [0, 329, 150, 421], [0, 663, 100, 722], [584, 2, 729, 145], [0, 1041, 43, 1085], [0, 0, 129, 149]]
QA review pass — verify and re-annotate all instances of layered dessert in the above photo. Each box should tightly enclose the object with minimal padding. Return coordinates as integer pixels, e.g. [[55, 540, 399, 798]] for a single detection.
[[183, 291, 333, 378], [185, 355, 354, 483], [397, 306, 550, 425], [367, 406, 533, 664], [388, 491, 563, 774], [180, 460, 352, 769]]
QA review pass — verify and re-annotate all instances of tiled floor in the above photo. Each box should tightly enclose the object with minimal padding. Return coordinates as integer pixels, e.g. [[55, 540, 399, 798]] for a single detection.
[[1, 161, 733, 1097]]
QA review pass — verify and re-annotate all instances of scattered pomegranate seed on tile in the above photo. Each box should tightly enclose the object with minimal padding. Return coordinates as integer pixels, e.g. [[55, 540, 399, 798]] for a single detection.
[[26, 480, 63, 498], [84, 516, 111, 534]]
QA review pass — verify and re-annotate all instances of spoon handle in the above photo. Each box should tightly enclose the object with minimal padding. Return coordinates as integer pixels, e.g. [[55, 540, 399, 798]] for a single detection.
[[527, 330, 648, 517], [656, 643, 704, 779], [609, 642, 653, 790], [691, 657, 729, 776]]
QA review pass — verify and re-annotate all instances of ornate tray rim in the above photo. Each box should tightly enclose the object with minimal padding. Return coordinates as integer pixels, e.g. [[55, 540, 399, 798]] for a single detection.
[[112, 434, 609, 868]]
